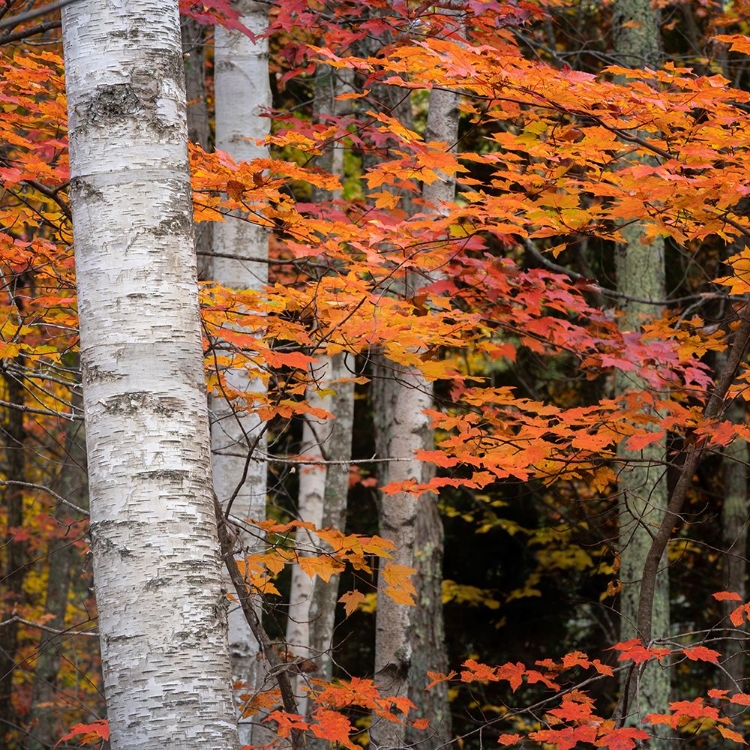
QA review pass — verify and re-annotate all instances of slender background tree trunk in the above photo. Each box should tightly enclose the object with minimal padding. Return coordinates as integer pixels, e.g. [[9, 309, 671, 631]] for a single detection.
[[285, 62, 355, 728], [0, 368, 27, 745], [211, 2, 271, 744], [181, 15, 212, 280], [366, 23, 456, 744], [718, 349, 748, 691], [27, 392, 88, 750], [612, 0, 670, 740]]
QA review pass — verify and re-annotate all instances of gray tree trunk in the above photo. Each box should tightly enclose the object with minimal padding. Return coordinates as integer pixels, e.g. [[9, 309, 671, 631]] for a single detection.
[[367, 27, 456, 746], [402, 68, 461, 750], [612, 0, 670, 741], [181, 15, 212, 280], [371, 360, 430, 750], [61, 1, 240, 747], [718, 351, 748, 691], [0, 369, 27, 745], [211, 2, 271, 744]]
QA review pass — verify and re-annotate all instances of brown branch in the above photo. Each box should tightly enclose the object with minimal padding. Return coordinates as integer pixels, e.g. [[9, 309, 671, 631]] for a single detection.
[[0, 18, 59, 43], [0, 0, 76, 31], [635, 302, 750, 644], [22, 180, 71, 221], [213, 494, 303, 748], [0, 615, 98, 637]]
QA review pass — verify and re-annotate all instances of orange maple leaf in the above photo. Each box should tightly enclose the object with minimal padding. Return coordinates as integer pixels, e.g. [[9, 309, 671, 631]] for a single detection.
[[682, 645, 720, 663], [498, 733, 522, 746], [338, 589, 366, 617]]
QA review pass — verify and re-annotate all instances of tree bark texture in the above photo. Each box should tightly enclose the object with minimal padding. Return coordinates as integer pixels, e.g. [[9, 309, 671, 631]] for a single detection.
[[402, 63, 462, 750], [371, 359, 430, 750], [614, 230, 670, 735], [285, 62, 355, 731], [612, 0, 670, 740], [286, 353, 354, 719], [719, 352, 748, 691], [181, 15, 212, 280], [61, 2, 239, 747], [211, 2, 271, 744], [367, 24, 458, 745]]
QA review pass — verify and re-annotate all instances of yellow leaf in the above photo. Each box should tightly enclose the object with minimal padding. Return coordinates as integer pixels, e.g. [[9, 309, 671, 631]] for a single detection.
[[382, 563, 417, 606]]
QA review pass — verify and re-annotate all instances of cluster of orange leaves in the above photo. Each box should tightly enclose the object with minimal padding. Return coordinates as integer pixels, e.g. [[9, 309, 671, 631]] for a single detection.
[[236, 519, 417, 605]]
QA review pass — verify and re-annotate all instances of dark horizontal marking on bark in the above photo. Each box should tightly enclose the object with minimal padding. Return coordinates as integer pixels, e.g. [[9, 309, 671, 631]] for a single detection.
[[100, 392, 185, 416]]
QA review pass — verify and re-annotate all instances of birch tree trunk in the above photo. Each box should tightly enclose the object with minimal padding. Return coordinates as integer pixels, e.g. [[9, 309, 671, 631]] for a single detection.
[[285, 64, 355, 726], [612, 1, 670, 741], [61, 2, 239, 748], [286, 355, 354, 709], [211, 2, 271, 744], [368, 31, 455, 745], [371, 361, 428, 750]]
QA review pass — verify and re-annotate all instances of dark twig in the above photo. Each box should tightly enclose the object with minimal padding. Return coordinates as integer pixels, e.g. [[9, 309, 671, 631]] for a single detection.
[[0, 18, 60, 44], [0, 0, 76, 31], [213, 494, 303, 749]]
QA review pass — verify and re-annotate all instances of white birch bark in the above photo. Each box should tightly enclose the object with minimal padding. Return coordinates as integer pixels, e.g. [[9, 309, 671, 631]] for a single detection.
[[371, 57, 459, 748], [211, 2, 271, 744], [285, 64, 355, 724], [286, 353, 354, 716], [61, 2, 239, 748], [403, 73, 460, 749], [371, 364, 430, 750]]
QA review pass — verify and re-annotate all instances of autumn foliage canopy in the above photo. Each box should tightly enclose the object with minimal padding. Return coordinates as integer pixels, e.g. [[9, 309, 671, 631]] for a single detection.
[[4, 0, 750, 747]]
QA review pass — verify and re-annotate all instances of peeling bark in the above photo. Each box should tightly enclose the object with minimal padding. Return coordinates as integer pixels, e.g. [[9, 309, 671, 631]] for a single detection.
[[61, 2, 239, 746]]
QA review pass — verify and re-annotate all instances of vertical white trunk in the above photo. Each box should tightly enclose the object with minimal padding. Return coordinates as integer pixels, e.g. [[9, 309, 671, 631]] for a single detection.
[[286, 366, 330, 663], [61, 2, 239, 748], [286, 353, 354, 716], [211, 2, 270, 744], [371, 363, 429, 750], [402, 70, 461, 749], [181, 16, 212, 280], [370, 39, 458, 746], [285, 64, 354, 725]]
